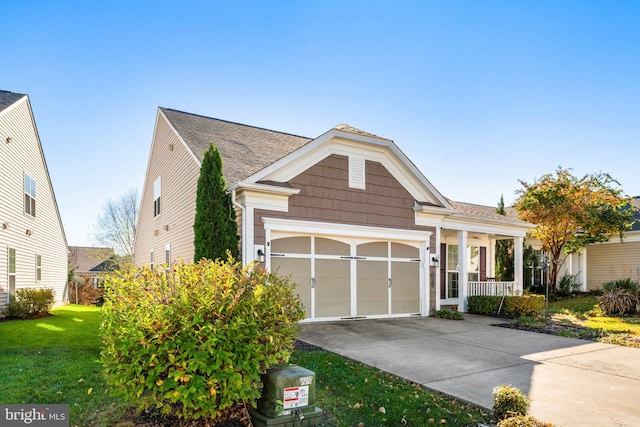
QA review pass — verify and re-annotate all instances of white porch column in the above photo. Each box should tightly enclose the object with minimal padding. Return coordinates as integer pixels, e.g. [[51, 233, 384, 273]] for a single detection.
[[435, 226, 442, 311], [422, 240, 429, 317], [514, 236, 524, 294], [458, 230, 468, 312]]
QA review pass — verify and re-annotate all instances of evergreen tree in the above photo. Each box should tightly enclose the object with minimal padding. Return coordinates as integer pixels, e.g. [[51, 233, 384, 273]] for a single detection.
[[193, 143, 239, 261], [495, 195, 515, 281]]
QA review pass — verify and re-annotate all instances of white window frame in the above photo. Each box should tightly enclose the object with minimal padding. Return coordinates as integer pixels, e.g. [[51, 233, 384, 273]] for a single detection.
[[446, 244, 459, 299], [153, 177, 161, 217], [35, 254, 42, 282], [8, 248, 16, 301], [150, 250, 154, 271], [24, 173, 36, 217], [468, 246, 480, 282], [165, 243, 171, 266]]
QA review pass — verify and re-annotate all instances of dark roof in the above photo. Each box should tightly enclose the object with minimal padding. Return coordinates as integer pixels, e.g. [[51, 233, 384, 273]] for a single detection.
[[69, 246, 118, 274], [0, 90, 26, 113], [160, 108, 313, 185]]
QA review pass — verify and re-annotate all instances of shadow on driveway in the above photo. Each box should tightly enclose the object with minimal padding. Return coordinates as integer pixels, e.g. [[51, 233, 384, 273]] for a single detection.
[[298, 315, 640, 427]]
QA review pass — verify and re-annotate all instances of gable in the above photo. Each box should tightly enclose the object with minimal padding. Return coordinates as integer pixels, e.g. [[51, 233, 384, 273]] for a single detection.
[[0, 91, 68, 306], [257, 154, 429, 229], [245, 128, 451, 209]]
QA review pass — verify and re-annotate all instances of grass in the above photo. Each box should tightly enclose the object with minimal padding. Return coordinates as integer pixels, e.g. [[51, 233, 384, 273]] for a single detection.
[[0, 305, 491, 426], [522, 295, 640, 347], [290, 350, 490, 426], [0, 305, 130, 426]]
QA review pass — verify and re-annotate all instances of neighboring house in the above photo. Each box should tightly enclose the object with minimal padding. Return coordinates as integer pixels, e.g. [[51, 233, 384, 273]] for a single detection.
[[554, 196, 640, 291], [68, 246, 119, 284], [135, 108, 532, 321], [0, 90, 68, 310]]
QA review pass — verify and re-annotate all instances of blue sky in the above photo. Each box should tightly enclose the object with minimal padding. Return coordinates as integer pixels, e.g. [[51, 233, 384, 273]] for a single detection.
[[3, 1, 639, 247]]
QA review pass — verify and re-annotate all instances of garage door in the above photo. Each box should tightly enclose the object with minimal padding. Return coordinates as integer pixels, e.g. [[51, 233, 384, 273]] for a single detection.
[[270, 235, 422, 320]]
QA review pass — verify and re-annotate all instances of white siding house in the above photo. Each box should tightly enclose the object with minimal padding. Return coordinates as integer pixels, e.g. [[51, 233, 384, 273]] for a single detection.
[[0, 91, 68, 310]]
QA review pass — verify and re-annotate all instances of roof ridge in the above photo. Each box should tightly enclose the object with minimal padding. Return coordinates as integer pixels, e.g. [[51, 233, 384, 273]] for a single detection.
[[160, 107, 312, 141]]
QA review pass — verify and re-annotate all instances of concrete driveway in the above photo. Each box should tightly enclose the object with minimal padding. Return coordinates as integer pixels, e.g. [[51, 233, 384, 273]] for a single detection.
[[298, 315, 640, 427]]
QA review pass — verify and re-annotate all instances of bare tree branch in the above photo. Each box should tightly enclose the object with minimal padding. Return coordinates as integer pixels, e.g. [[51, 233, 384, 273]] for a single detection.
[[93, 188, 139, 259]]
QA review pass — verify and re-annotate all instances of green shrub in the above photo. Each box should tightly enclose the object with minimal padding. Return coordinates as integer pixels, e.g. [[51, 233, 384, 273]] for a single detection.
[[467, 295, 545, 318], [601, 278, 639, 293], [557, 273, 582, 297], [497, 414, 553, 427], [599, 289, 638, 316], [493, 385, 530, 421], [467, 296, 503, 315], [3, 288, 55, 319], [434, 310, 463, 320], [100, 259, 305, 420], [504, 295, 545, 317]]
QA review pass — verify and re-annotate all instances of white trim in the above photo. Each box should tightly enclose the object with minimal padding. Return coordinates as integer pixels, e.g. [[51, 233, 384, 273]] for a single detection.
[[236, 189, 292, 212], [263, 217, 431, 242]]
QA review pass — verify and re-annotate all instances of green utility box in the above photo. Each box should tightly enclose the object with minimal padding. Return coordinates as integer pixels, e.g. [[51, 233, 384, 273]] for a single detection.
[[251, 365, 324, 427]]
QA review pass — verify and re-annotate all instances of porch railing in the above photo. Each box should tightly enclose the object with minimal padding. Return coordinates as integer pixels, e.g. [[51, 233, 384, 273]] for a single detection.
[[467, 281, 521, 297]]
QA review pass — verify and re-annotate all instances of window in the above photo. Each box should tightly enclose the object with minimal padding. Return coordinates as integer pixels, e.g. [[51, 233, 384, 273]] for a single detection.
[[468, 246, 480, 282], [8, 248, 16, 301], [446, 245, 459, 298], [165, 244, 171, 266], [35, 254, 42, 282], [153, 177, 161, 217], [24, 173, 36, 217], [150, 250, 154, 271]]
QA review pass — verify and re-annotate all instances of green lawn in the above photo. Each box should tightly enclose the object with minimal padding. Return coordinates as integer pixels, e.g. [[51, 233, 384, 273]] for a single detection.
[[0, 305, 491, 426], [290, 350, 489, 426], [0, 305, 130, 426], [545, 295, 640, 347]]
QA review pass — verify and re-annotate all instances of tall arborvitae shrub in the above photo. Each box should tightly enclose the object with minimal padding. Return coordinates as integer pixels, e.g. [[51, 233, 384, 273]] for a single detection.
[[193, 143, 239, 261]]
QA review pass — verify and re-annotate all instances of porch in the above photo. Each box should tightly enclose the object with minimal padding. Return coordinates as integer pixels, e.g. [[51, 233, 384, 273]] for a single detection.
[[467, 280, 522, 296]]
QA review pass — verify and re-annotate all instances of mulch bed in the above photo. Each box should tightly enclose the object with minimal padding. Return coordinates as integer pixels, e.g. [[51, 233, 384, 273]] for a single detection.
[[495, 319, 606, 341], [122, 403, 252, 427], [121, 340, 318, 426]]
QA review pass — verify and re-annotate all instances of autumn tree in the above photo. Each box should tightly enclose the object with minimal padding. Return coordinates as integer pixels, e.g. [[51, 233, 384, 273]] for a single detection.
[[93, 188, 139, 263], [495, 195, 514, 281], [193, 143, 239, 262], [515, 168, 633, 291]]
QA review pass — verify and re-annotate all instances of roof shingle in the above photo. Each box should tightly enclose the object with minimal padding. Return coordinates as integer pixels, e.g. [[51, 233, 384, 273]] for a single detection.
[[0, 90, 26, 113], [160, 108, 312, 185]]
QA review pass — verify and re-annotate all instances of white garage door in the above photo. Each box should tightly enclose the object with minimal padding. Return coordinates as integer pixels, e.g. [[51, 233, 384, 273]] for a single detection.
[[270, 235, 422, 321]]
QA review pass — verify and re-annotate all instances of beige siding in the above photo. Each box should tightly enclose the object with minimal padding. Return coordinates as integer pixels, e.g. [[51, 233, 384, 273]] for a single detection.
[[587, 240, 640, 290], [134, 113, 201, 266], [255, 155, 435, 245], [0, 97, 68, 308]]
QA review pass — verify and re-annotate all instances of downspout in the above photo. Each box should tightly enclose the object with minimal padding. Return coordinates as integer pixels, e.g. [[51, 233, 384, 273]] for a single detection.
[[231, 189, 247, 266]]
